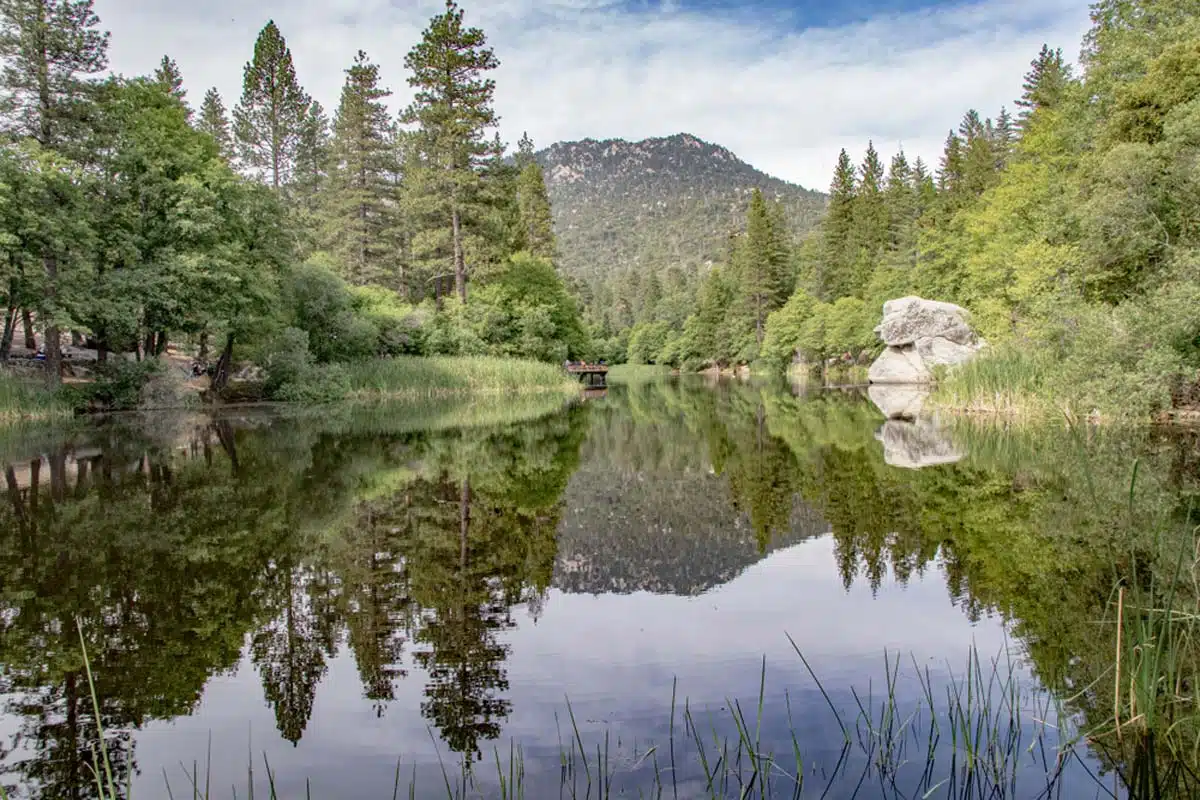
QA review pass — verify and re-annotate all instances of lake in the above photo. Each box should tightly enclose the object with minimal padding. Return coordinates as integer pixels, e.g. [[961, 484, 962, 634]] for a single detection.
[[1, 377, 1197, 798]]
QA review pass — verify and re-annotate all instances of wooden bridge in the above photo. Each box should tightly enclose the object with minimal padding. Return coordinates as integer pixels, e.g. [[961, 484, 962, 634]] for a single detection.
[[565, 363, 608, 388]]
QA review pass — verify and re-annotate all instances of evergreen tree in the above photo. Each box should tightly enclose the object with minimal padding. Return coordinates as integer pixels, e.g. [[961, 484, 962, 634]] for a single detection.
[[884, 151, 917, 263], [1015, 45, 1072, 126], [197, 87, 232, 160], [153, 54, 185, 106], [514, 142, 554, 261], [401, 0, 501, 304], [736, 188, 790, 344], [936, 131, 964, 195], [818, 148, 857, 300], [322, 50, 398, 286], [911, 156, 937, 215], [849, 141, 887, 294], [233, 20, 310, 190], [515, 131, 535, 169], [959, 110, 1000, 196], [993, 106, 1015, 169], [0, 0, 108, 149], [290, 99, 330, 257], [0, 0, 108, 387]]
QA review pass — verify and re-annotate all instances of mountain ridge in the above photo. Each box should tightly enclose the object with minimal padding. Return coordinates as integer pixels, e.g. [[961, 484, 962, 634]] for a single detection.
[[534, 132, 827, 285]]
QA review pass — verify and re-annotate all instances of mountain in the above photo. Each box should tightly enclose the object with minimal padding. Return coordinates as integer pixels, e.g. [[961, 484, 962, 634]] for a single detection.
[[536, 133, 827, 284]]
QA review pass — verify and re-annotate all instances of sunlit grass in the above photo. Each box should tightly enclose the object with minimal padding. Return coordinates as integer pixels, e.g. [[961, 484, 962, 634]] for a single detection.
[[931, 347, 1059, 420], [0, 372, 72, 423], [341, 356, 578, 398]]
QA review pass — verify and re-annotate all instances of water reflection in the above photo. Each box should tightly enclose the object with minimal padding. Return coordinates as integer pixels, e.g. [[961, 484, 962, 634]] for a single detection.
[[0, 382, 1197, 797]]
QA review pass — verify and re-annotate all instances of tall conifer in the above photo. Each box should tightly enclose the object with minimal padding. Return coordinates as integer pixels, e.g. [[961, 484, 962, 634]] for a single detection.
[[197, 87, 232, 160], [401, 0, 501, 303], [233, 20, 310, 189], [323, 50, 398, 286]]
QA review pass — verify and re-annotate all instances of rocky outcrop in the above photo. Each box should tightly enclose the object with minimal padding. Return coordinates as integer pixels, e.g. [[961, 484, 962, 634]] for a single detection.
[[868, 296, 985, 384]]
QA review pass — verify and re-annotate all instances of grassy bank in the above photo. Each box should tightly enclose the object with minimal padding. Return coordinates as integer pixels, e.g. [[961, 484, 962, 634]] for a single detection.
[[0, 373, 73, 423], [337, 356, 578, 399]]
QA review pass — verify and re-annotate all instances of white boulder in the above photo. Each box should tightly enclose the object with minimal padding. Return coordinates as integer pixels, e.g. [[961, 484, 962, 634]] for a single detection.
[[868, 296, 985, 384]]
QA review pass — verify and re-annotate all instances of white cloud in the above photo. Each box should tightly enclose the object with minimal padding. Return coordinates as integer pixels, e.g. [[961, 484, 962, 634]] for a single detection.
[[96, 0, 1091, 190]]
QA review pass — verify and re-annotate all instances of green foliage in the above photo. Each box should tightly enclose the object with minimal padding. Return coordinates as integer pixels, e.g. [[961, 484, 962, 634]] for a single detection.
[[61, 357, 165, 411], [261, 326, 349, 403], [233, 20, 310, 189]]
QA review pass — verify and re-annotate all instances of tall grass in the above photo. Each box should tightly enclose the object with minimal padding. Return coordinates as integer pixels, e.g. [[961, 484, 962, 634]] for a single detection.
[[932, 347, 1056, 419], [0, 372, 72, 423], [341, 356, 578, 398]]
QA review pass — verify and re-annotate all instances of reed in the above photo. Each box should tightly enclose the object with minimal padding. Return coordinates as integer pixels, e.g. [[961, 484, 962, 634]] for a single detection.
[[931, 347, 1056, 419], [67, 632, 1120, 799], [340, 356, 578, 398], [0, 372, 72, 423]]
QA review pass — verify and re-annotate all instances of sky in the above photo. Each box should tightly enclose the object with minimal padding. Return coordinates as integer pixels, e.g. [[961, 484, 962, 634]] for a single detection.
[[95, 0, 1094, 191]]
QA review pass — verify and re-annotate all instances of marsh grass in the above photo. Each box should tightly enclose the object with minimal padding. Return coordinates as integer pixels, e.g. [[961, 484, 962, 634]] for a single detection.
[[0, 372, 72, 423], [931, 348, 1057, 419], [341, 356, 578, 399], [63, 628, 1119, 800]]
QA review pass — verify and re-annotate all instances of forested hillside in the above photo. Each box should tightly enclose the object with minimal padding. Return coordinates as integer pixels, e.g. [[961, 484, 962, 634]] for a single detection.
[[535, 134, 825, 359], [631, 0, 1200, 420], [537, 133, 825, 283], [0, 0, 585, 409]]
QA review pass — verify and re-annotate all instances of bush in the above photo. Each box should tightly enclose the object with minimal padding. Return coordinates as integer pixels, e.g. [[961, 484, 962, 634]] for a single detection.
[[64, 357, 166, 411], [261, 327, 349, 404]]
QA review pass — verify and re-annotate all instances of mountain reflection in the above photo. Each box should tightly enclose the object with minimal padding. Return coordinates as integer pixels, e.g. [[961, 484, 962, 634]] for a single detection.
[[0, 382, 1198, 797]]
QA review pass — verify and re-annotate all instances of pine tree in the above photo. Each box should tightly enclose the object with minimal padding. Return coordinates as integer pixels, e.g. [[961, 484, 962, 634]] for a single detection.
[[401, 0, 501, 304], [197, 87, 232, 160], [993, 106, 1015, 169], [1015, 44, 1072, 126], [233, 20, 310, 190], [884, 151, 917, 262], [849, 141, 887, 295], [322, 50, 398, 286], [513, 133, 554, 260], [737, 188, 790, 344], [818, 148, 857, 300], [936, 130, 965, 194], [911, 157, 936, 215], [515, 131, 536, 169], [959, 110, 1000, 196], [0, 0, 108, 387], [0, 0, 109, 150], [292, 100, 330, 258], [153, 54, 186, 106]]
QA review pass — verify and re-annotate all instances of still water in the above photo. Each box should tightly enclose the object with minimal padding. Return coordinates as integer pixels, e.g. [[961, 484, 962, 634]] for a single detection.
[[0, 379, 1197, 798]]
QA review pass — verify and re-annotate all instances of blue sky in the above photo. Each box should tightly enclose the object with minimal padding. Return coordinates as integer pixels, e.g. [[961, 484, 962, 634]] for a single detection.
[[96, 0, 1093, 189]]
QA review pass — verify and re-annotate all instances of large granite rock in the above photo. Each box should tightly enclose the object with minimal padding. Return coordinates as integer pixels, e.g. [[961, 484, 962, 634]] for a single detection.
[[868, 296, 985, 384]]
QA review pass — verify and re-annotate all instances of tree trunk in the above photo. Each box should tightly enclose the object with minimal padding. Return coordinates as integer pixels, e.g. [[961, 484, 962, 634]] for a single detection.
[[197, 329, 209, 363], [0, 305, 16, 363], [143, 330, 156, 359], [155, 330, 168, 356], [452, 206, 467, 304], [21, 309, 35, 350], [211, 332, 235, 392], [43, 256, 61, 390]]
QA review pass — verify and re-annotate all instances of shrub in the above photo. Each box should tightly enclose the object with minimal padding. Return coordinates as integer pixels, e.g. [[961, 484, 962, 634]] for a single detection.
[[64, 357, 166, 411]]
